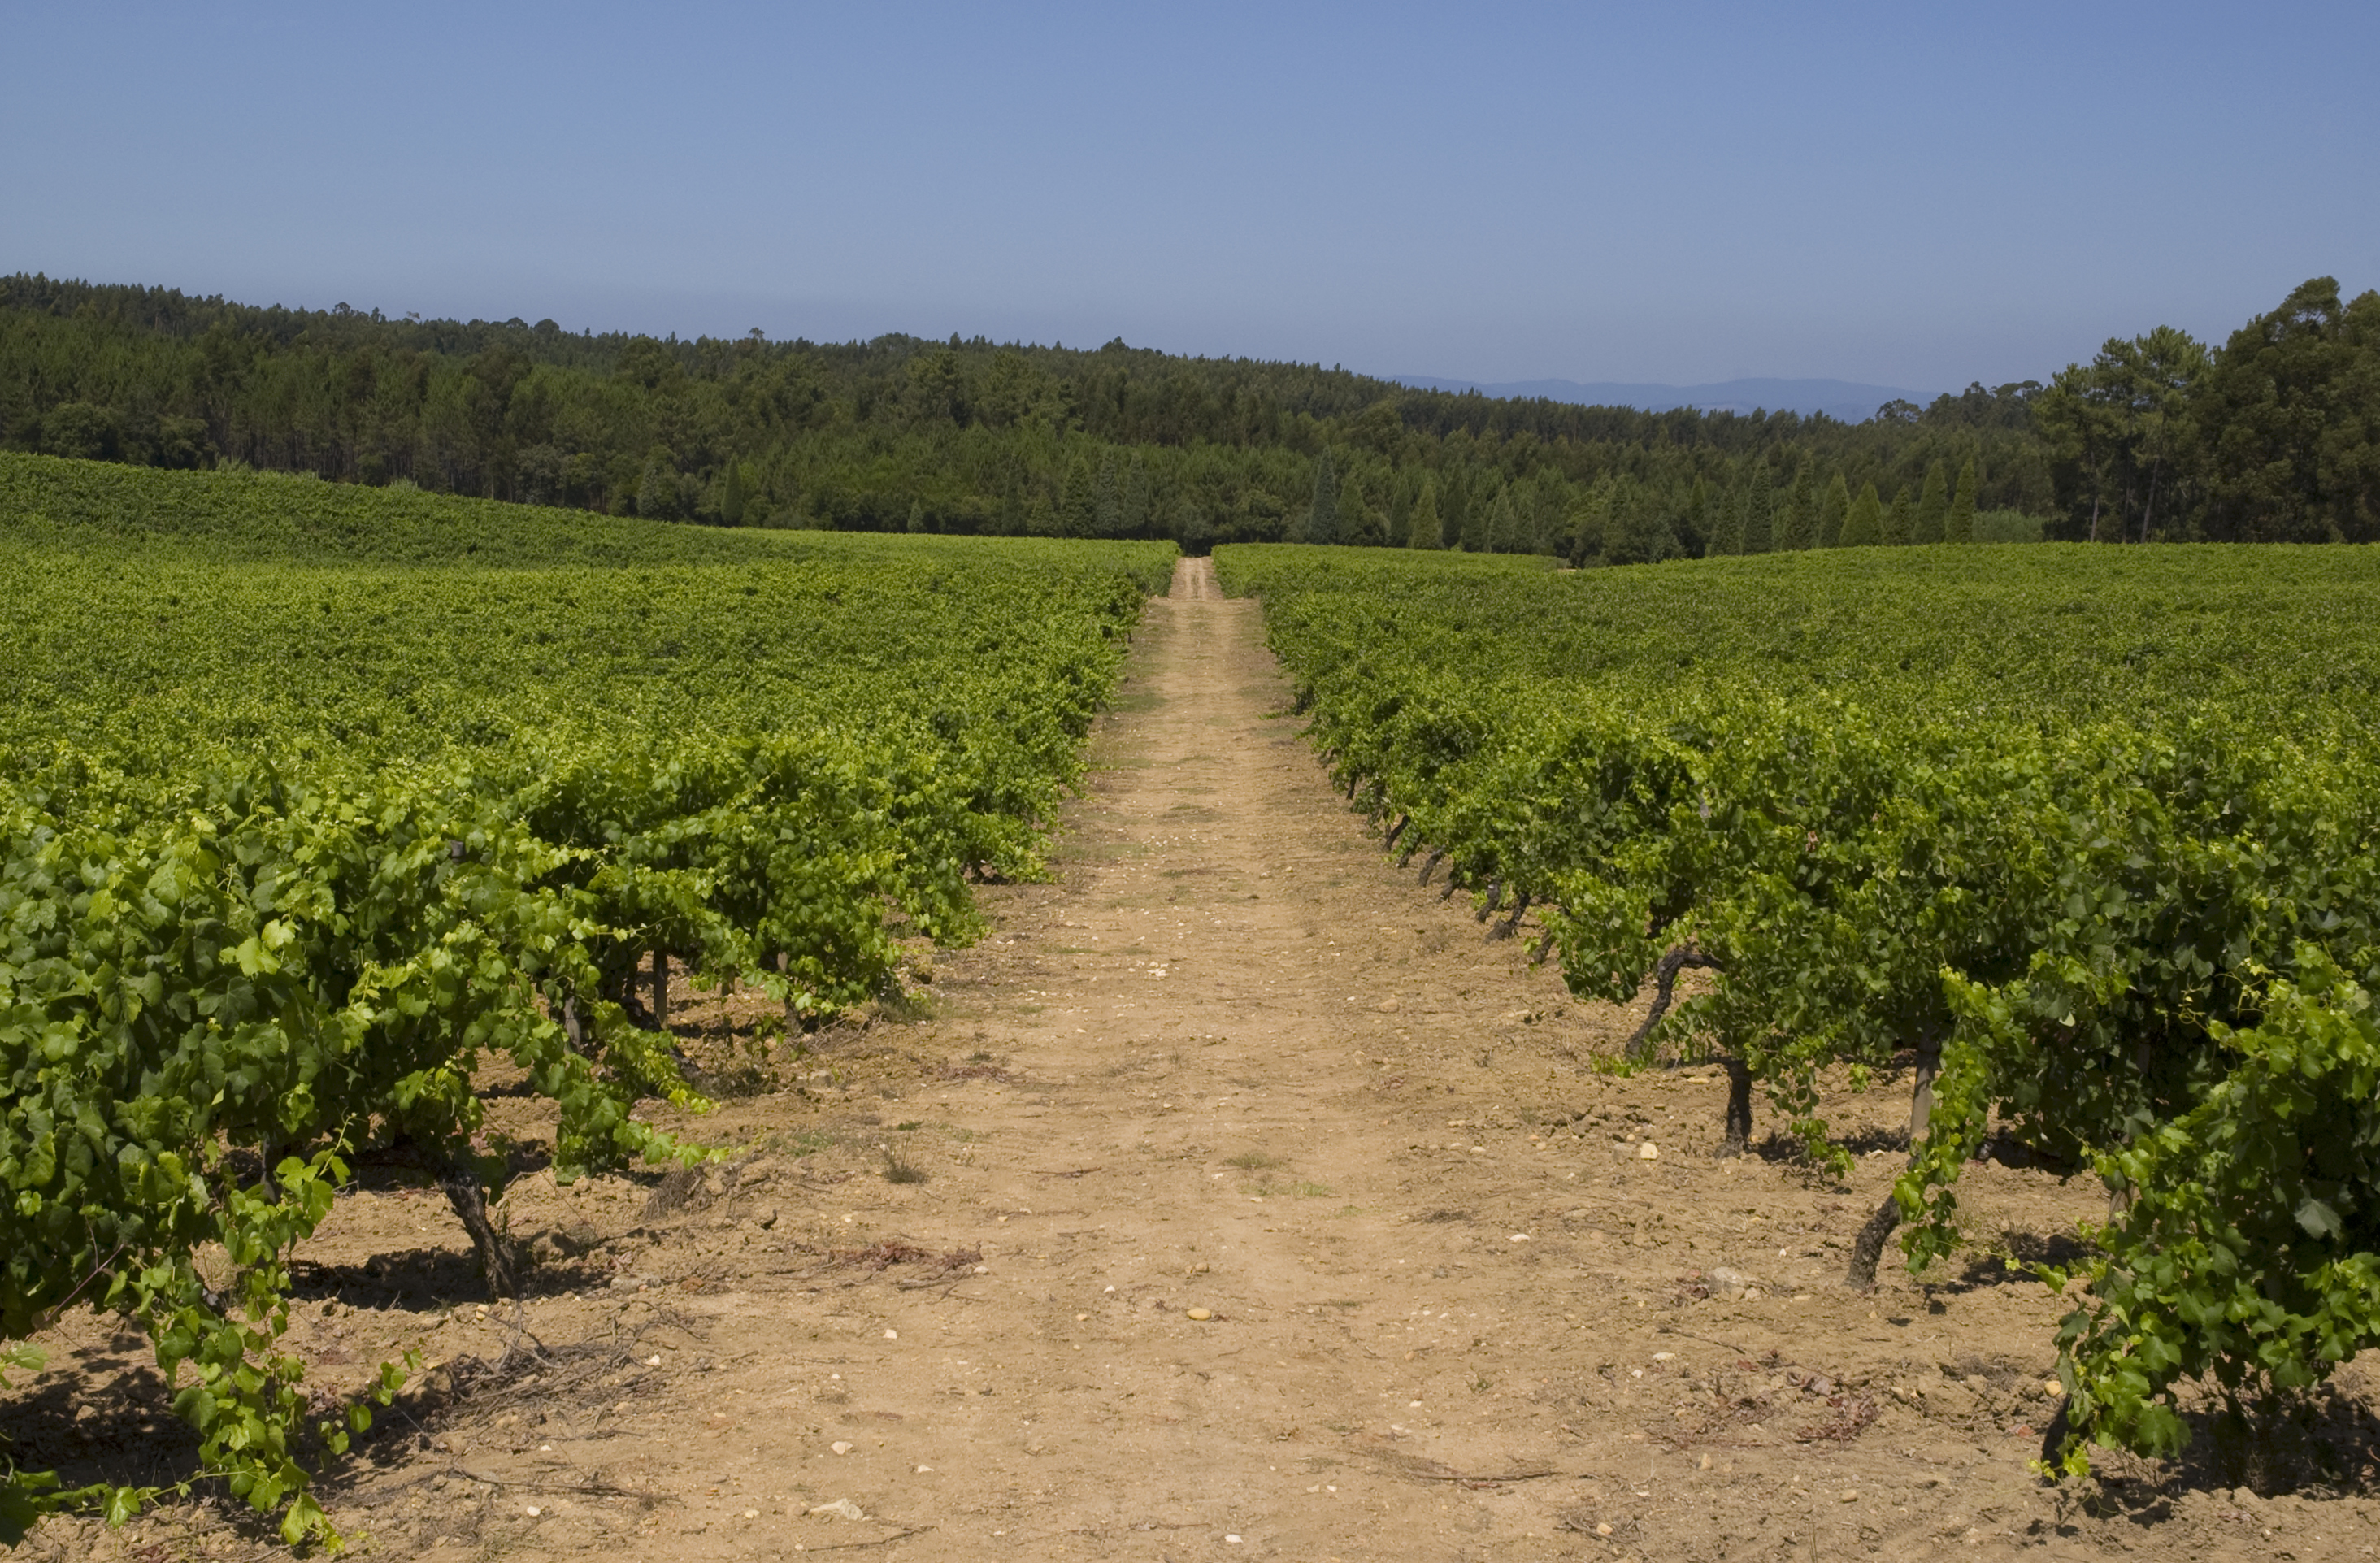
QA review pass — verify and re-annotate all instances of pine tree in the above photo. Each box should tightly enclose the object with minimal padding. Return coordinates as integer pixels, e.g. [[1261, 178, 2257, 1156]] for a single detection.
[[1025, 493, 1058, 537], [1058, 455, 1097, 538], [1458, 475, 1489, 551], [1740, 464, 1774, 554], [1883, 485, 1914, 545], [1121, 452, 1150, 537], [1092, 452, 1123, 537], [1308, 450, 1340, 545], [1385, 479, 1411, 547], [1531, 480, 1564, 554], [1687, 475, 1722, 555], [1839, 481, 1883, 546], [1339, 477, 1377, 545], [1408, 478, 1444, 549], [1818, 472, 1851, 546], [1913, 460, 1949, 544], [906, 500, 927, 533], [1945, 457, 1978, 543], [1705, 478, 1742, 555], [1486, 486, 1520, 552], [1442, 467, 1473, 550], [1773, 457, 1814, 549], [721, 461, 750, 526]]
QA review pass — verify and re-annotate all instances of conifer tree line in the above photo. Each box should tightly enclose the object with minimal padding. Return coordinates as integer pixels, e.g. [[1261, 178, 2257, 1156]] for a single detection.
[[2, 271, 2371, 553]]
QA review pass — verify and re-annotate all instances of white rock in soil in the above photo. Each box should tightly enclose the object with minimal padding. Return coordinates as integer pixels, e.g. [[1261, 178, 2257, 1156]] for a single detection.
[[810, 1498, 867, 1521], [1637, 1141, 1661, 1160]]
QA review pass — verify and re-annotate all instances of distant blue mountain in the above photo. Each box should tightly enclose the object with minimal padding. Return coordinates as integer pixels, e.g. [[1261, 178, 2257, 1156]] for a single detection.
[[1389, 375, 1928, 424]]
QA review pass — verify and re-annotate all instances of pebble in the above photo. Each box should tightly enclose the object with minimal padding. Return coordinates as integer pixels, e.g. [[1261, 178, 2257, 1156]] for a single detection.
[[810, 1499, 866, 1521], [1637, 1141, 1661, 1160], [884, 1329, 899, 1339], [831, 1441, 854, 1455], [524, 1505, 541, 1517], [1187, 1308, 1213, 1321]]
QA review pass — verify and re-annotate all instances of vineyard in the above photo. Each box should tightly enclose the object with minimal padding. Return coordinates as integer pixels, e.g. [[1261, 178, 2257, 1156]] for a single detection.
[[0, 454, 1173, 1542], [1216, 541, 2380, 1476]]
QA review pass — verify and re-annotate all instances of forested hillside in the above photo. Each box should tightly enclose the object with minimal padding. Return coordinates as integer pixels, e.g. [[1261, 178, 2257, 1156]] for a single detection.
[[2, 271, 2373, 550]]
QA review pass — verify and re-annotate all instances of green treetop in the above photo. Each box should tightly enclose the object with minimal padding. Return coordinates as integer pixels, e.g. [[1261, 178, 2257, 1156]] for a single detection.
[[1122, 451, 1150, 537], [1687, 475, 1722, 555], [1408, 477, 1443, 549], [1839, 480, 1883, 546], [1913, 460, 1949, 543], [1093, 452, 1123, 536], [1945, 457, 1978, 543], [1740, 463, 1774, 554], [1818, 471, 1851, 546], [1306, 449, 1340, 545], [1564, 489, 1605, 562], [1777, 455, 1818, 549], [1058, 454, 1097, 537], [1705, 477, 1743, 555], [1485, 486, 1521, 552], [1883, 485, 1914, 545]]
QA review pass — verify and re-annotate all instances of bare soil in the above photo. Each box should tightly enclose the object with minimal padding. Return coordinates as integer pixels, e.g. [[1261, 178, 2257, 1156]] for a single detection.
[[17, 556, 2379, 1561]]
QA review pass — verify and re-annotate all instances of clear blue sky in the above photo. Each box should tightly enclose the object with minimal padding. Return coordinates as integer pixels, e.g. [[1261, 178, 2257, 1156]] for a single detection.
[[7, 2, 2375, 393]]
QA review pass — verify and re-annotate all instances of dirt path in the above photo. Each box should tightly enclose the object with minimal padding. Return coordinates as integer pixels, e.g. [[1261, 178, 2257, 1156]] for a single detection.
[[28, 557, 2376, 1561]]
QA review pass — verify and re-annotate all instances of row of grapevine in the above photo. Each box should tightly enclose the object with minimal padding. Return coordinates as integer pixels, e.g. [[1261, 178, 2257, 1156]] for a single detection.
[[0, 454, 1175, 1542], [1215, 541, 2380, 1474]]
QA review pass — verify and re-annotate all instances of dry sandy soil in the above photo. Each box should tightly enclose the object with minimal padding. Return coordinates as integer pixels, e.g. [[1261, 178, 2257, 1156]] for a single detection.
[[14, 557, 2380, 1562]]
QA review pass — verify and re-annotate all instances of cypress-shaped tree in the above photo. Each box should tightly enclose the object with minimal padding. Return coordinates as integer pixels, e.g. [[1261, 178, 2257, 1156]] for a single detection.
[[1687, 475, 1722, 555], [1058, 455, 1097, 538], [1340, 476, 1379, 545], [1705, 479, 1743, 555], [1025, 493, 1059, 537], [1092, 452, 1123, 536], [721, 461, 751, 526], [1913, 460, 1949, 543], [1440, 465, 1471, 549], [1740, 464, 1774, 554], [1385, 479, 1411, 547], [906, 499, 927, 533], [1818, 472, 1851, 546], [1486, 486, 1520, 552], [1777, 456, 1818, 549], [1883, 485, 1914, 545], [1457, 475, 1488, 551], [1307, 450, 1340, 545], [1945, 457, 1978, 543], [1532, 478, 1563, 554], [1408, 478, 1443, 549], [1839, 480, 1883, 546], [1122, 452, 1150, 537]]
